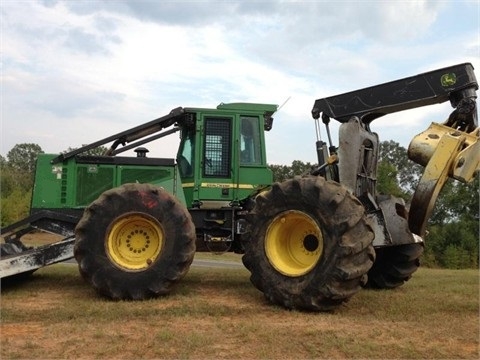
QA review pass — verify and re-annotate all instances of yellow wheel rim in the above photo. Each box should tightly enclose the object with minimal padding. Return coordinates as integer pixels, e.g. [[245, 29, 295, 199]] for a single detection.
[[265, 210, 323, 277], [106, 213, 164, 271]]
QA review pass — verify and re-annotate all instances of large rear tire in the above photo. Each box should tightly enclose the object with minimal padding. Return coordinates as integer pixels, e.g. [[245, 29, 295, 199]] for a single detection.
[[365, 243, 424, 289], [242, 176, 375, 311], [74, 183, 196, 300]]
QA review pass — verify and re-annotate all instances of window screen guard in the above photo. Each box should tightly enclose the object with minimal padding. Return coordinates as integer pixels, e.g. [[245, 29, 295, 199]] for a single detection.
[[203, 117, 231, 177]]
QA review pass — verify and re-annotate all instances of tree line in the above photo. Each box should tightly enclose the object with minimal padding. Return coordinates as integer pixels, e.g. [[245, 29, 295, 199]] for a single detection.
[[1, 141, 478, 268]]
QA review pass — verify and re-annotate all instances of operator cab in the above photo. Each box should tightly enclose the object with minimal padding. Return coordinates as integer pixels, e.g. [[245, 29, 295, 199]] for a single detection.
[[177, 103, 277, 209]]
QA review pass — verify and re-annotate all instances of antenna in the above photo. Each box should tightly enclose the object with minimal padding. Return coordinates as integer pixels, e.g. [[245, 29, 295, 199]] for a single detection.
[[277, 96, 291, 112]]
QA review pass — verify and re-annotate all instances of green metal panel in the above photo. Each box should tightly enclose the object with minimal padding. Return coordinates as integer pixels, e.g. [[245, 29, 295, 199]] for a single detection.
[[31, 154, 185, 211], [31, 154, 65, 209], [116, 165, 186, 205]]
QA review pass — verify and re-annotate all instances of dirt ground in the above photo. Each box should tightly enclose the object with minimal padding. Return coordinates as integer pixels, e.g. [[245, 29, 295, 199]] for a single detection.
[[8, 231, 65, 246]]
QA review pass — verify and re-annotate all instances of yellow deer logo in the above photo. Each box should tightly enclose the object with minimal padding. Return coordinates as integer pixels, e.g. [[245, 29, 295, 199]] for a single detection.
[[441, 73, 457, 87]]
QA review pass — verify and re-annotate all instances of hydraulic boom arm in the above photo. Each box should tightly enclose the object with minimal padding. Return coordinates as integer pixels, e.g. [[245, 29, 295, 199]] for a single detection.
[[312, 63, 477, 127]]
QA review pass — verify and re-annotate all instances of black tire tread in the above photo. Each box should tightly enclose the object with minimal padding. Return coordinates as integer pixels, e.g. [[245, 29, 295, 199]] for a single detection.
[[365, 243, 424, 289]]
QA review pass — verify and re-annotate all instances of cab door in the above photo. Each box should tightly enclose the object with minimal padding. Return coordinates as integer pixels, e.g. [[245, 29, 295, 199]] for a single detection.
[[236, 115, 273, 200], [197, 115, 235, 206]]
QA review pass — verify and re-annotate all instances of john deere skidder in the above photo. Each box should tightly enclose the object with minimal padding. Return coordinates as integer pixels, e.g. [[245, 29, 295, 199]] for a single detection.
[[1, 63, 478, 311]]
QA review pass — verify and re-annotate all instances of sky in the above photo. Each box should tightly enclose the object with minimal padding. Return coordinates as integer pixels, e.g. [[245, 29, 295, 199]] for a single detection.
[[1, 0, 479, 165]]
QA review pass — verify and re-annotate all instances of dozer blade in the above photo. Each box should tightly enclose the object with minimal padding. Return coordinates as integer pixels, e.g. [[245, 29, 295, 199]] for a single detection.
[[0, 238, 75, 279]]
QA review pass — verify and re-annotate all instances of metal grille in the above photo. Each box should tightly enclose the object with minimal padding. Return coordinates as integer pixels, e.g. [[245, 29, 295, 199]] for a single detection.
[[204, 118, 231, 177]]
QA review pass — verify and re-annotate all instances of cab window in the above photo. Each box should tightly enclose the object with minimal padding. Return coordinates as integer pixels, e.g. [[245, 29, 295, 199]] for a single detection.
[[178, 129, 195, 177], [240, 116, 262, 165]]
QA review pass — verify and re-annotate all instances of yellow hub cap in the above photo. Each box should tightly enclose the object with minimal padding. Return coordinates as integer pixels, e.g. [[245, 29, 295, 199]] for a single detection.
[[106, 213, 164, 271], [265, 210, 323, 277]]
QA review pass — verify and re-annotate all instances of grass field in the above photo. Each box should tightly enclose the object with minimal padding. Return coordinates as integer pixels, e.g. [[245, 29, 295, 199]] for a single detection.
[[1, 257, 478, 359]]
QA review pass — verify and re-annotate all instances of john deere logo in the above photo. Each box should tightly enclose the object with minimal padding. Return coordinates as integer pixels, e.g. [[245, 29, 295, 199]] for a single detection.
[[441, 73, 457, 87]]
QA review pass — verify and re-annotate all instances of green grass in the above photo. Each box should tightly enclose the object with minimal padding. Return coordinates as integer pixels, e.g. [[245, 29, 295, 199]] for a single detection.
[[1, 265, 478, 359]]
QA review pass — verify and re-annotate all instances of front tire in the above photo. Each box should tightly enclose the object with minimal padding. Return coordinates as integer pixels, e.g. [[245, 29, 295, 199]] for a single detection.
[[74, 183, 196, 300], [242, 176, 375, 311]]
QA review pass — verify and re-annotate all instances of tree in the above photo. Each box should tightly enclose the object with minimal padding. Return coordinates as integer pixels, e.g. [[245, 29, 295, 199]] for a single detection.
[[1, 187, 31, 227], [1, 155, 10, 192], [426, 176, 479, 268], [1, 143, 43, 226], [269, 160, 314, 182], [429, 178, 479, 225], [6, 143, 44, 173], [3, 144, 43, 195], [378, 140, 423, 196], [376, 161, 404, 198]]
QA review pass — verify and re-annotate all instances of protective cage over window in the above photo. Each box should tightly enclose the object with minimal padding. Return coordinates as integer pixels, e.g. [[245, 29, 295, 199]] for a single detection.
[[203, 117, 231, 177]]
